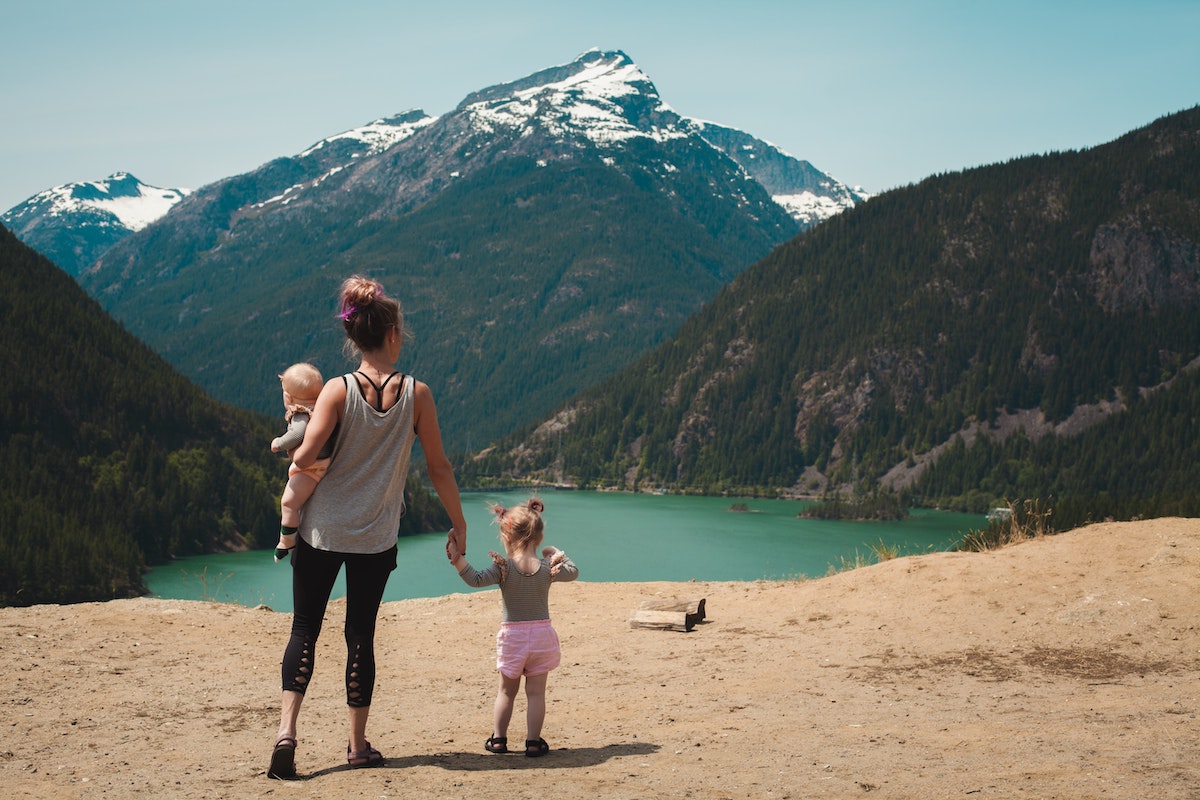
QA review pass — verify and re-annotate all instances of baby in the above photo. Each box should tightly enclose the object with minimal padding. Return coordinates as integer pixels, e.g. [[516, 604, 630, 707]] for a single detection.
[[270, 363, 333, 561]]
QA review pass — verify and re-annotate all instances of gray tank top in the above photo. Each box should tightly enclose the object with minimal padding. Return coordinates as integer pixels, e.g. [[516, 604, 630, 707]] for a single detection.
[[299, 373, 415, 554]]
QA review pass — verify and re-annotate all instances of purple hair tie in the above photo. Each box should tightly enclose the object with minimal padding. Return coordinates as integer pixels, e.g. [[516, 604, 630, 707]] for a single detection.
[[339, 304, 358, 321]]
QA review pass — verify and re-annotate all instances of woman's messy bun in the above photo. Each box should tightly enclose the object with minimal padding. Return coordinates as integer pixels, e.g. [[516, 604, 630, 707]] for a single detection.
[[337, 275, 405, 355]]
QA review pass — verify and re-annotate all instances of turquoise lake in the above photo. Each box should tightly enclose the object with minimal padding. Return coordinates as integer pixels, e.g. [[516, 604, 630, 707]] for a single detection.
[[144, 490, 985, 612]]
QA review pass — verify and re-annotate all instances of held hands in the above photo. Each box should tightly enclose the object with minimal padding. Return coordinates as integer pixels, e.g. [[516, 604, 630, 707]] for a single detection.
[[445, 535, 462, 564], [445, 528, 473, 565], [446, 527, 466, 560], [444, 536, 507, 579]]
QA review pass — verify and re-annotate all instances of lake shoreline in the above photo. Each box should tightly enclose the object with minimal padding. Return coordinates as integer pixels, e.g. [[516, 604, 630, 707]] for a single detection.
[[145, 490, 981, 612]]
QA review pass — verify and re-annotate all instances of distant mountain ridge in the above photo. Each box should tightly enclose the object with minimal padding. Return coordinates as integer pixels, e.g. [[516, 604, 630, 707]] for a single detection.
[[1, 172, 188, 275], [4, 50, 864, 276], [686, 120, 870, 225], [77, 49, 865, 450]]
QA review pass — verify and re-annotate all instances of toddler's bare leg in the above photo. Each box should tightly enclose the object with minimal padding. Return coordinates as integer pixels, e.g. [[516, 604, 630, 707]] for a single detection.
[[493, 673, 521, 739], [524, 672, 548, 742]]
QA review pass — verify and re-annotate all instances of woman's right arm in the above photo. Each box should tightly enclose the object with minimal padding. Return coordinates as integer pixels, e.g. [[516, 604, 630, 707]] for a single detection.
[[292, 379, 344, 469], [413, 380, 467, 551]]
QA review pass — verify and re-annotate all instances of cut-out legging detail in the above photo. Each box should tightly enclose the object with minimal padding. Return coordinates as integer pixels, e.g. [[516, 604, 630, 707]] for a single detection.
[[281, 537, 396, 707]]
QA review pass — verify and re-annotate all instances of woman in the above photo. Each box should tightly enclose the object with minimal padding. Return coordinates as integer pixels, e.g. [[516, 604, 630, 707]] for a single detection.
[[268, 275, 467, 780]]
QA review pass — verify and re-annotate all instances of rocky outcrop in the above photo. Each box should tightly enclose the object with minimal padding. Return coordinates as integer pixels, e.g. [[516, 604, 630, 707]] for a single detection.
[[1089, 223, 1200, 314]]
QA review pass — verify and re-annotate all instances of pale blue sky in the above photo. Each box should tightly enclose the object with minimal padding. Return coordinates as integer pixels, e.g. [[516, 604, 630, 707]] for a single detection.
[[2, 0, 1197, 210]]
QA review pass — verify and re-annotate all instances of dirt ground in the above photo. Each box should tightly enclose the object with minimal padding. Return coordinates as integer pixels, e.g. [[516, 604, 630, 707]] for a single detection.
[[1, 518, 1197, 799]]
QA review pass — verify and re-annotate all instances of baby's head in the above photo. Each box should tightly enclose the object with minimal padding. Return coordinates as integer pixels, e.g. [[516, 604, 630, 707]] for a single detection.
[[491, 498, 545, 553], [279, 362, 323, 407]]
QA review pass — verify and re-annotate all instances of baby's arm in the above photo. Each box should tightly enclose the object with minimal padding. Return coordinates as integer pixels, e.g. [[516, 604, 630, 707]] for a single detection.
[[271, 414, 309, 453]]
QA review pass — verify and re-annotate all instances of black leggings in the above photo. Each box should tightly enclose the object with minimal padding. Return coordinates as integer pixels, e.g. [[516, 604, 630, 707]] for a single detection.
[[280, 537, 397, 708]]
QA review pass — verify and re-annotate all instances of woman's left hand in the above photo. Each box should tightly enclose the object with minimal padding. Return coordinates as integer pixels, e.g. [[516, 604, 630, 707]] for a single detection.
[[447, 526, 466, 558]]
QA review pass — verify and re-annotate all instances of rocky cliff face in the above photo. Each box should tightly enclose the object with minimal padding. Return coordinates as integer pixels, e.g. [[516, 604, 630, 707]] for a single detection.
[[1089, 222, 1200, 313]]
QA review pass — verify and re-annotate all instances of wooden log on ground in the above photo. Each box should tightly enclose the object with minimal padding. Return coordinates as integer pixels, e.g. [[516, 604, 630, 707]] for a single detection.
[[629, 597, 706, 632], [639, 597, 705, 619]]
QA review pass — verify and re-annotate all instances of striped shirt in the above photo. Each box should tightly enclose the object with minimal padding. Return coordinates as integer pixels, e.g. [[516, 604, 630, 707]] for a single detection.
[[458, 556, 579, 622]]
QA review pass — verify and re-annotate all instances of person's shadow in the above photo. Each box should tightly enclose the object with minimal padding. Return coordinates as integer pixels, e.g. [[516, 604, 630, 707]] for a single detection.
[[295, 742, 660, 779]]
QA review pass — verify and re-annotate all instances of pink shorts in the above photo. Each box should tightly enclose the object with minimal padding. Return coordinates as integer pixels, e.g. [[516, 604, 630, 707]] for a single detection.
[[496, 619, 561, 679]]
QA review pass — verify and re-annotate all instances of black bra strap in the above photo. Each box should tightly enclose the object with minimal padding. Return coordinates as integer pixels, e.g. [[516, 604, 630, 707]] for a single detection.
[[354, 370, 401, 412]]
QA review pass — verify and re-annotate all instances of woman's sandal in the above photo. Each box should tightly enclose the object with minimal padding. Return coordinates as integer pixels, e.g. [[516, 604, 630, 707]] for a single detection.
[[347, 741, 384, 768], [525, 737, 550, 758], [267, 736, 298, 780], [484, 735, 509, 754]]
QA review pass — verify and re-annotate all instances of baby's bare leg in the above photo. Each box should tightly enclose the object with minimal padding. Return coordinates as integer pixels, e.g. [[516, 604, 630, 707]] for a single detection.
[[280, 472, 319, 529]]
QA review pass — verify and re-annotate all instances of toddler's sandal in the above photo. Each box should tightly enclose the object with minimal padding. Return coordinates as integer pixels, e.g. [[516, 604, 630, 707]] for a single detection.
[[525, 737, 550, 757]]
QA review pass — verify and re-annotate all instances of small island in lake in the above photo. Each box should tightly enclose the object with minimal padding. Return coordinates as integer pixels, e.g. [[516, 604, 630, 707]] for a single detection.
[[799, 492, 909, 522]]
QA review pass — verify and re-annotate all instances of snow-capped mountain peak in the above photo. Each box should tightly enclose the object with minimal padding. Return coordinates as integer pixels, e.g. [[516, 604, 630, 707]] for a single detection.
[[1, 172, 191, 275], [453, 49, 865, 224], [5, 172, 189, 233], [460, 49, 685, 146]]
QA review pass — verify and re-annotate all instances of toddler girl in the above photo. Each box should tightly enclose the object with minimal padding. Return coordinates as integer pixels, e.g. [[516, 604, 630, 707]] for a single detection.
[[446, 498, 577, 757]]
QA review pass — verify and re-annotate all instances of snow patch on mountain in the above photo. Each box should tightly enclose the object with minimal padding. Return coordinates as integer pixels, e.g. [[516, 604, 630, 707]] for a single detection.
[[774, 191, 859, 226], [685, 118, 872, 225], [298, 111, 435, 159], [254, 166, 351, 209], [240, 112, 438, 211]]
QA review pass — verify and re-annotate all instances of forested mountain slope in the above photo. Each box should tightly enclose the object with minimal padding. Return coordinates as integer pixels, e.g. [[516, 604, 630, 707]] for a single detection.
[[467, 106, 1200, 525], [0, 228, 449, 606], [0, 226, 280, 604]]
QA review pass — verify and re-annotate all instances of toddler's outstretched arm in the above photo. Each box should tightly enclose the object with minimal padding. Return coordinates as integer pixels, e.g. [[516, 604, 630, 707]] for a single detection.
[[542, 546, 574, 580]]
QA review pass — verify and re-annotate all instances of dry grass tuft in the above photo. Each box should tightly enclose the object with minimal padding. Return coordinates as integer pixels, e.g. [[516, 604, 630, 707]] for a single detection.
[[959, 498, 1054, 551]]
